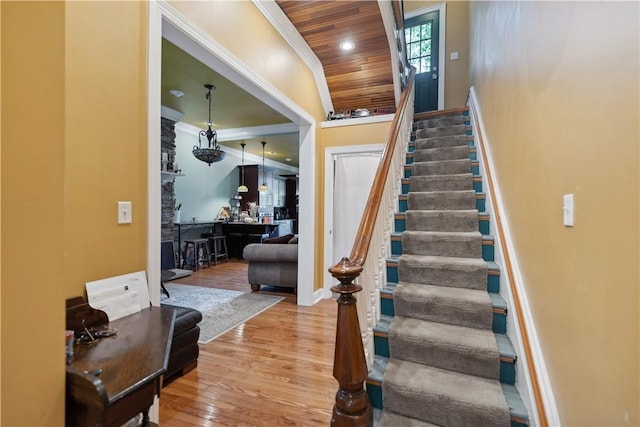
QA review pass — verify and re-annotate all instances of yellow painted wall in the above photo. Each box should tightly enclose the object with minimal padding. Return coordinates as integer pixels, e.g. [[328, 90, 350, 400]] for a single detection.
[[1, 2, 66, 425], [64, 1, 148, 293], [469, 2, 639, 425], [1, 1, 148, 425], [405, 1, 469, 108]]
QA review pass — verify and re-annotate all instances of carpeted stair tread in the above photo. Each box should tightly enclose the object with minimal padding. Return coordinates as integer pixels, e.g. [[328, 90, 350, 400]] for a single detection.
[[412, 159, 471, 176], [405, 209, 479, 232], [413, 146, 471, 162], [369, 354, 389, 384], [382, 359, 511, 427], [408, 190, 476, 211], [415, 135, 470, 150], [502, 384, 530, 422], [398, 254, 488, 290], [409, 174, 473, 192], [416, 124, 468, 139], [389, 317, 500, 380], [393, 282, 493, 329], [416, 115, 465, 129], [401, 230, 482, 258], [379, 410, 441, 427]]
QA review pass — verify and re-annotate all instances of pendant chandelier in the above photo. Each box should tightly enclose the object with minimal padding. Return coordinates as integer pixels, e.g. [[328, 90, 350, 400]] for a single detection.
[[193, 84, 225, 166], [237, 143, 248, 193], [259, 141, 268, 192]]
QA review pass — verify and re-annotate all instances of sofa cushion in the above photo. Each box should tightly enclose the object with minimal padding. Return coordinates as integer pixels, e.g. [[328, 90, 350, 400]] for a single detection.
[[243, 242, 298, 263], [263, 233, 295, 244], [288, 236, 298, 244]]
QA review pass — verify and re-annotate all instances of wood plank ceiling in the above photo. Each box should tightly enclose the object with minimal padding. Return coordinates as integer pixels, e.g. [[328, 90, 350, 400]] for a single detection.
[[276, 0, 396, 115]]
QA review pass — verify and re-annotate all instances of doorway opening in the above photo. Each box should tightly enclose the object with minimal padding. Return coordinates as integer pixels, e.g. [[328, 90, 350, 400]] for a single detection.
[[148, 3, 317, 307], [405, 3, 446, 111]]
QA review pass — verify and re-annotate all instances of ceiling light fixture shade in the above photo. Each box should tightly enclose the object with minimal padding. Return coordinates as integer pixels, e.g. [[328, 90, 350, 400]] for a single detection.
[[259, 141, 268, 192], [237, 142, 249, 193], [193, 84, 225, 166]]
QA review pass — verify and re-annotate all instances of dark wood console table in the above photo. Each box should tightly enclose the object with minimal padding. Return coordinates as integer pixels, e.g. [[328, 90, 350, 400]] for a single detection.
[[66, 306, 175, 427]]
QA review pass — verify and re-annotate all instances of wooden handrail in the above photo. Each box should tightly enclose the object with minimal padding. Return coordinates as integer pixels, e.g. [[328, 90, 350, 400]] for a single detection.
[[349, 68, 415, 266], [329, 68, 415, 427]]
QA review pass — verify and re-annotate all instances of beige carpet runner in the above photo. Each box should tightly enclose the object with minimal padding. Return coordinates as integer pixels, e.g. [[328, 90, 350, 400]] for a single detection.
[[378, 111, 511, 427]]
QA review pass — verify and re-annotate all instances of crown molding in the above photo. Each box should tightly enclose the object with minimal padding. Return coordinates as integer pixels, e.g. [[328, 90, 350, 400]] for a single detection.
[[252, 0, 334, 115], [175, 121, 298, 140], [160, 105, 185, 122]]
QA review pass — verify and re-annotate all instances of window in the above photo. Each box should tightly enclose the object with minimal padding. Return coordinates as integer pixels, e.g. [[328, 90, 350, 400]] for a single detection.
[[405, 21, 432, 74]]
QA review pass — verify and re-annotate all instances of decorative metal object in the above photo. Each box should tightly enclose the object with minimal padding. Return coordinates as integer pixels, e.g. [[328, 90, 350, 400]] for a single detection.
[[237, 143, 248, 193], [193, 84, 225, 166], [259, 141, 268, 192]]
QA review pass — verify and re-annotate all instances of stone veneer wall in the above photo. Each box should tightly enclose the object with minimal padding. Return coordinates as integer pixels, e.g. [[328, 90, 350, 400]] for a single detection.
[[161, 117, 177, 243]]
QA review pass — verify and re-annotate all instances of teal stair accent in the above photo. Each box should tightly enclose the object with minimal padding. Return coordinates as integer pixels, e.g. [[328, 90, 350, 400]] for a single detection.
[[474, 176, 483, 192], [471, 160, 480, 175], [373, 315, 392, 357], [483, 235, 495, 261], [401, 179, 409, 194], [394, 213, 406, 232], [398, 195, 408, 212], [479, 212, 490, 235], [380, 284, 396, 316], [404, 164, 412, 178], [386, 258, 399, 283], [405, 153, 414, 165], [487, 262, 501, 293], [390, 233, 402, 256], [476, 192, 486, 212], [366, 356, 388, 409]]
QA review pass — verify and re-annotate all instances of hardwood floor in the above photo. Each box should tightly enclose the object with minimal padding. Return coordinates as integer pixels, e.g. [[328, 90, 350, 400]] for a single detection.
[[159, 260, 338, 426]]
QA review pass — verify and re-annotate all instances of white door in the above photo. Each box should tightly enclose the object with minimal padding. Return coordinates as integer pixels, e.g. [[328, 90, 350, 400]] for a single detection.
[[324, 145, 383, 296]]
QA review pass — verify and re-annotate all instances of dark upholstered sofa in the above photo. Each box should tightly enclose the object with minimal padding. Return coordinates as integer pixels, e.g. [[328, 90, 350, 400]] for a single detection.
[[242, 234, 298, 293]]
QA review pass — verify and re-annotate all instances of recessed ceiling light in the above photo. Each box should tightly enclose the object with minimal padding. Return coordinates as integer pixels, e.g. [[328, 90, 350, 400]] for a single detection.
[[169, 89, 184, 98], [285, 158, 292, 162], [340, 41, 355, 51]]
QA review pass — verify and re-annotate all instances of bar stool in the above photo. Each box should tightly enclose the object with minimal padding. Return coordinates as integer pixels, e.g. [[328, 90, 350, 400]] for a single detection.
[[208, 235, 229, 266], [183, 238, 211, 271]]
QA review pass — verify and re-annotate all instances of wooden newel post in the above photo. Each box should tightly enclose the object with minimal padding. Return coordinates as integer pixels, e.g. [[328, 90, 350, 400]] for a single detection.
[[329, 257, 373, 427]]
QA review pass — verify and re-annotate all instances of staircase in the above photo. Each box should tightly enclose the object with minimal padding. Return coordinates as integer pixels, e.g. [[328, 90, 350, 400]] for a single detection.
[[367, 108, 530, 427]]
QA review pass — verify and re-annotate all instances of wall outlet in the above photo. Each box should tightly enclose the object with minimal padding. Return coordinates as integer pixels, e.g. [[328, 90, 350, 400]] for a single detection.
[[118, 201, 132, 224], [563, 194, 574, 227]]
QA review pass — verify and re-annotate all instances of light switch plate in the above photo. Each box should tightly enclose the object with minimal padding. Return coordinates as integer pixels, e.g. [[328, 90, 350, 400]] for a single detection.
[[118, 201, 132, 224], [563, 194, 574, 227], [450, 51, 459, 60]]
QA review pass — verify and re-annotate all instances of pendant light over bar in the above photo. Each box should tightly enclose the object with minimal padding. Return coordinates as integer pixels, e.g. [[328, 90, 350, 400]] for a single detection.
[[259, 141, 268, 192], [237, 142, 249, 193]]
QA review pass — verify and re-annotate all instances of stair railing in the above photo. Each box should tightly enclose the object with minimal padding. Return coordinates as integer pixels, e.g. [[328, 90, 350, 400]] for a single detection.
[[329, 68, 415, 426]]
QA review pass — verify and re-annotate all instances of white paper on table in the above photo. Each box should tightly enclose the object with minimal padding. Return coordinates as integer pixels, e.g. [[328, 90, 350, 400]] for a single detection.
[[85, 271, 150, 321]]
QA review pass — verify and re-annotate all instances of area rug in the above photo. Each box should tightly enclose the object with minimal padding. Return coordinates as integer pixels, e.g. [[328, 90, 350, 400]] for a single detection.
[[161, 283, 284, 344]]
